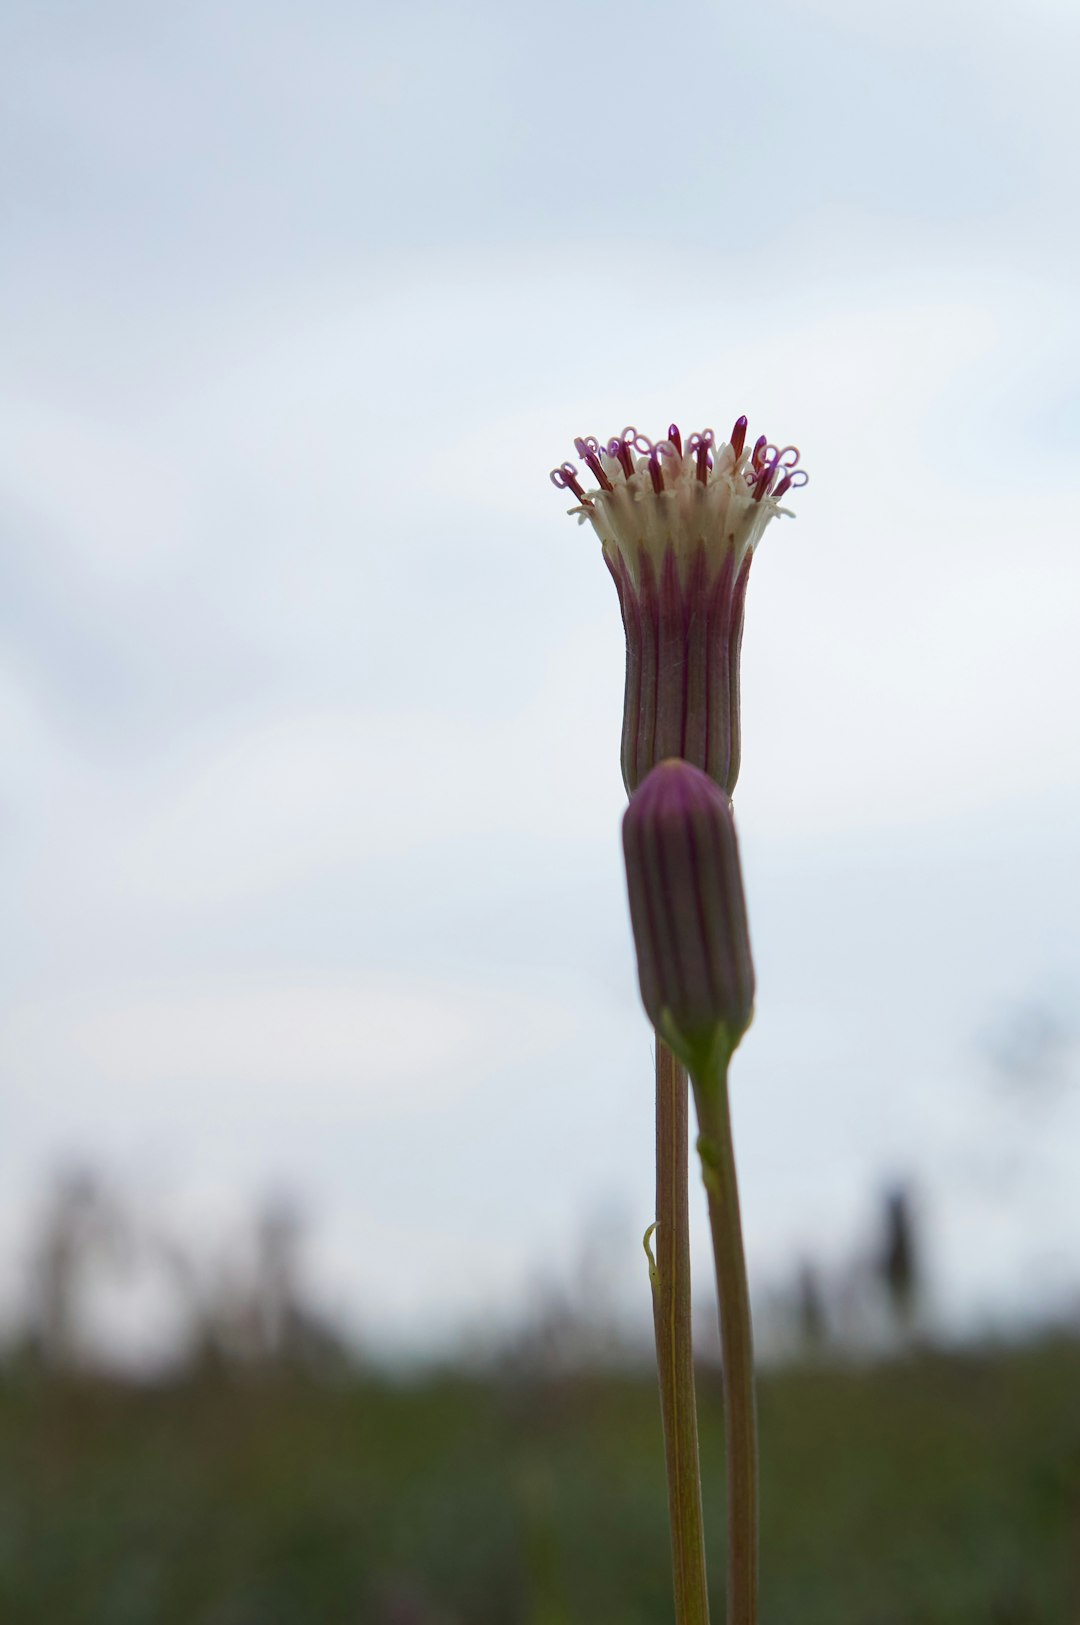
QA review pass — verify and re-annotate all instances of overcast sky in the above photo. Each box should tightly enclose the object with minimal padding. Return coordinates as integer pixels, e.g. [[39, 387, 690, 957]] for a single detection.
[[1, 0, 1079, 1362]]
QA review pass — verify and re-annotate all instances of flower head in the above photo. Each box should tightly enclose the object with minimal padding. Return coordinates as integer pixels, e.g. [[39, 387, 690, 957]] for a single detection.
[[622, 757, 755, 1080], [552, 419, 806, 797]]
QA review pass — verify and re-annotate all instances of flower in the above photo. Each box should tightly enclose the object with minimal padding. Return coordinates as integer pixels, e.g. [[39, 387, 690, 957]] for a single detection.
[[552, 419, 805, 797], [622, 758, 755, 1080]]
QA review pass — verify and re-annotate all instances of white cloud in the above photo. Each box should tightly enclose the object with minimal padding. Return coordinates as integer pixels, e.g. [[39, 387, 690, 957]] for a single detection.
[[1, 972, 576, 1128]]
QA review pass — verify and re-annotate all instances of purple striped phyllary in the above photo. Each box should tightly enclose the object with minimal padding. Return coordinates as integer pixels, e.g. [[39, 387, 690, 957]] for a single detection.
[[552, 419, 806, 797], [622, 758, 755, 1081]]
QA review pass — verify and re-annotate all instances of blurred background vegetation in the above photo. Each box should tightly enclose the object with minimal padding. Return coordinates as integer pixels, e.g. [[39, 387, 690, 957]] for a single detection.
[[2, 1171, 1078, 1625]]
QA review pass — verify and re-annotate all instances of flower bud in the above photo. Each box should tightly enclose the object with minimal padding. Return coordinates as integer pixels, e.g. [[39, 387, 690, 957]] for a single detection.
[[622, 759, 755, 1079]]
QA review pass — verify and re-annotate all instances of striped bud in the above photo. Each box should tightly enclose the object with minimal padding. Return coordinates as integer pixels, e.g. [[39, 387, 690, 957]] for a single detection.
[[622, 759, 755, 1079]]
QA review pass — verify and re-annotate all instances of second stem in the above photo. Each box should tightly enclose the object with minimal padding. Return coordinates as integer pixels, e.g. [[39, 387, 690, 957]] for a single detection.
[[652, 1036, 710, 1625], [693, 1060, 758, 1625]]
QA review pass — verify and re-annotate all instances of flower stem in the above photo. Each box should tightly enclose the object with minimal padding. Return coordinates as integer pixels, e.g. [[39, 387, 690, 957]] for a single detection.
[[650, 1036, 711, 1625], [692, 1060, 758, 1625]]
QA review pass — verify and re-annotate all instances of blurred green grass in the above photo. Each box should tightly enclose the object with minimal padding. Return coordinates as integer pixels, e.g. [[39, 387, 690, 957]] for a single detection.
[[1, 1339, 1078, 1624]]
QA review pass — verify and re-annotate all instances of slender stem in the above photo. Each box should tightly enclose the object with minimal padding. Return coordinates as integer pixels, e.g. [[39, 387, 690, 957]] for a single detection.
[[650, 1036, 711, 1625], [692, 1061, 758, 1625]]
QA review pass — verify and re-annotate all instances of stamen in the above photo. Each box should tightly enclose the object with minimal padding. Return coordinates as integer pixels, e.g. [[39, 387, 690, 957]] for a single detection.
[[609, 436, 636, 479], [552, 422, 805, 514], [550, 462, 588, 501], [730, 415, 748, 460], [685, 429, 716, 484], [575, 436, 614, 492], [752, 457, 779, 503]]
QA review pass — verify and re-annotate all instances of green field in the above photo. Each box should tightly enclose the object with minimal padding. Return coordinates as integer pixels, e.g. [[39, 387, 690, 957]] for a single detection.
[[2, 1339, 1079, 1623]]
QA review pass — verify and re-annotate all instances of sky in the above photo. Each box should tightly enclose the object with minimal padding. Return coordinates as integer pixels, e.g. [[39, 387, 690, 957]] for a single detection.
[[1, 0, 1079, 1363]]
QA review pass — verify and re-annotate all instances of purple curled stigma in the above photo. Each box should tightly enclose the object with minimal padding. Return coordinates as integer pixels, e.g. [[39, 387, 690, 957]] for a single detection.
[[686, 431, 716, 486], [769, 447, 804, 500], [751, 456, 780, 502], [608, 435, 636, 479], [575, 436, 614, 492], [553, 421, 806, 507], [550, 462, 587, 501]]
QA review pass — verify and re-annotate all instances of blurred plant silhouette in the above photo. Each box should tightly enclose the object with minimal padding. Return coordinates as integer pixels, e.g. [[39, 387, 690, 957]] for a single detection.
[[878, 1184, 920, 1342], [10, 1170, 350, 1381], [25, 1168, 130, 1372]]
